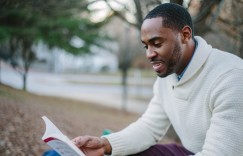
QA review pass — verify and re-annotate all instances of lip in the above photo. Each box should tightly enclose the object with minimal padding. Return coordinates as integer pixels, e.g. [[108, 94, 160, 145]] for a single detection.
[[150, 61, 165, 72]]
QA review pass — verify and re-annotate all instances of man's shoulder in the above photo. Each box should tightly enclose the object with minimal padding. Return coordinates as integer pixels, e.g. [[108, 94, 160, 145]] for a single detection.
[[205, 49, 243, 83], [210, 49, 243, 70]]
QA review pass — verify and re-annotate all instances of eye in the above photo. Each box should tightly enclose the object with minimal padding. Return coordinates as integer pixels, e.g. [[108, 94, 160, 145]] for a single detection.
[[154, 43, 161, 48], [143, 45, 148, 49]]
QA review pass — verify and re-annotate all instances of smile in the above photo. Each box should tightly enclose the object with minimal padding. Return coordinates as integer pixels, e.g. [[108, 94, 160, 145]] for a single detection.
[[151, 61, 165, 72]]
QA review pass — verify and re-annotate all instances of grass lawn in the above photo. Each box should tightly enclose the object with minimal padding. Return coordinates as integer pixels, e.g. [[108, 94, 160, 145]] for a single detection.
[[0, 84, 139, 155], [0, 83, 179, 155]]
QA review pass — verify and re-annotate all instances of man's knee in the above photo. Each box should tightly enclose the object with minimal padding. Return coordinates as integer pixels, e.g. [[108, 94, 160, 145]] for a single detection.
[[128, 144, 194, 156]]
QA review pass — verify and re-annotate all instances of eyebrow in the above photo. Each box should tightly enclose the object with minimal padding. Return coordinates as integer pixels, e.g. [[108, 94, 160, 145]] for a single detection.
[[141, 36, 164, 44]]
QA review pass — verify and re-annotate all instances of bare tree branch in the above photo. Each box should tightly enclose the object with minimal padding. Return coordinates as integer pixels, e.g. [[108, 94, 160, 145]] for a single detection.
[[193, 0, 221, 35], [170, 0, 183, 5], [193, 0, 221, 24], [134, 0, 143, 28], [208, 0, 225, 26], [103, 0, 138, 28]]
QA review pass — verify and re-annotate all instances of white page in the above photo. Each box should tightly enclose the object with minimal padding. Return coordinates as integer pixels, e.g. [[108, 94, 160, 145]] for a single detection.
[[42, 116, 86, 156]]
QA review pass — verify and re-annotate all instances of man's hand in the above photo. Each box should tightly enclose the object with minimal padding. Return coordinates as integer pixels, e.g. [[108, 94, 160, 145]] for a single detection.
[[72, 135, 111, 156]]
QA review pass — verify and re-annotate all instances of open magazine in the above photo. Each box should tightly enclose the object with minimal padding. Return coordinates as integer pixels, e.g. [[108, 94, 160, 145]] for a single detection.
[[41, 116, 86, 156]]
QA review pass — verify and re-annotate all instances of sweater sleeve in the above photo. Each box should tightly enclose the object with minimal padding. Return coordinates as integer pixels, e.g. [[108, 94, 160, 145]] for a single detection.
[[194, 69, 243, 156], [103, 79, 171, 156]]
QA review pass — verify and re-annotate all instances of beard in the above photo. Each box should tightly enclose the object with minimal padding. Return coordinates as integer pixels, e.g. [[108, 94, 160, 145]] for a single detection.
[[157, 41, 182, 78]]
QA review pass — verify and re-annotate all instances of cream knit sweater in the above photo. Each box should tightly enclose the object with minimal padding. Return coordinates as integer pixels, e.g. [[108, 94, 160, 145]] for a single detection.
[[104, 36, 243, 156]]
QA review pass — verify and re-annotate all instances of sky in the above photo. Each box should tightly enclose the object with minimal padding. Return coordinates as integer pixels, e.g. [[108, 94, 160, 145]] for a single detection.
[[87, 0, 135, 22], [87, 0, 191, 23]]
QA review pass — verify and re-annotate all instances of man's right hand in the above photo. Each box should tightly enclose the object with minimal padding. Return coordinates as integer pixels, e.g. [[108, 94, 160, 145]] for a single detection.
[[72, 135, 112, 156]]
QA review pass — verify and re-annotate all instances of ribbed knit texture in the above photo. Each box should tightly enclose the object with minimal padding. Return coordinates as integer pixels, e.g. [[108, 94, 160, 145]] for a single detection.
[[104, 36, 243, 156]]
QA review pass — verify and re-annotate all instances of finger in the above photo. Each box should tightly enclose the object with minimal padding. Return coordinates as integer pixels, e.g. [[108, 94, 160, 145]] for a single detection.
[[72, 136, 90, 147], [85, 137, 103, 148]]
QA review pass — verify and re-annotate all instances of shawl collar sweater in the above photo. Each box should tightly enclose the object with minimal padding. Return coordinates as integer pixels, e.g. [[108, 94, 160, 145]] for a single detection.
[[104, 36, 243, 156]]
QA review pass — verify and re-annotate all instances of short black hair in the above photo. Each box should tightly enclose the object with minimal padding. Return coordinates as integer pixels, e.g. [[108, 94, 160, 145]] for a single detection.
[[144, 3, 194, 36]]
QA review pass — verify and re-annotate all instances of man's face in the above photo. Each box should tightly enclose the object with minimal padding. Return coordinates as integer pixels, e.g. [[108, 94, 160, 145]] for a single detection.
[[141, 17, 182, 78]]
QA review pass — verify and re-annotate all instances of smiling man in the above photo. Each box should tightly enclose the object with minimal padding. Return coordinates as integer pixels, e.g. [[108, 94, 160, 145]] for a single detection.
[[72, 3, 243, 156], [141, 17, 194, 79]]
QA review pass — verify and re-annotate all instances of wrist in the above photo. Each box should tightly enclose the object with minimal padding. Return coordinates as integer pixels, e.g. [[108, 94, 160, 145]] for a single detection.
[[101, 137, 112, 155]]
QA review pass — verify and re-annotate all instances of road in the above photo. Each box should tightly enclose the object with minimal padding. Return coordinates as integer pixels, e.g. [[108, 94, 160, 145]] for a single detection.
[[0, 63, 156, 114]]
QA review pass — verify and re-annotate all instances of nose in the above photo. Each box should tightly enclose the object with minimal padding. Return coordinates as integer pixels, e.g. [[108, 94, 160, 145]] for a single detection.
[[146, 47, 157, 59]]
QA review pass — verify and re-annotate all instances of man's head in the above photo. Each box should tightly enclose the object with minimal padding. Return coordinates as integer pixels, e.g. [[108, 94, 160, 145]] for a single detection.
[[141, 3, 195, 78], [144, 3, 194, 38]]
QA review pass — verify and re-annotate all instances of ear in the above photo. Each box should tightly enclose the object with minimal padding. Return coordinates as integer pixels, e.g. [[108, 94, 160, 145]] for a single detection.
[[180, 26, 192, 44]]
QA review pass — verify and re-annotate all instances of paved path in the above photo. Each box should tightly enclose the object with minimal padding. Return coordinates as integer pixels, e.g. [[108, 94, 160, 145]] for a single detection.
[[1, 63, 156, 114]]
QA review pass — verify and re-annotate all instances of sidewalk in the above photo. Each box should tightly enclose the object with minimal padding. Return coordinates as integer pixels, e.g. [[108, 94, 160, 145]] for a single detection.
[[0, 63, 154, 114], [65, 92, 150, 114]]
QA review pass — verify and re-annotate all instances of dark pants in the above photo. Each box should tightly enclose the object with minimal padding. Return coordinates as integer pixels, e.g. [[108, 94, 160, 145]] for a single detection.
[[129, 144, 194, 156]]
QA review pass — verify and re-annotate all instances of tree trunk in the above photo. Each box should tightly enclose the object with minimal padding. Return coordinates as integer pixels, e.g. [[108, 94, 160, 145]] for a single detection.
[[23, 61, 30, 91], [22, 60, 29, 91], [194, 0, 221, 36], [21, 40, 32, 91], [239, 32, 243, 58], [121, 68, 128, 111], [120, 26, 131, 111], [22, 72, 27, 91], [170, 0, 184, 6], [0, 59, 1, 84], [134, 0, 143, 28]]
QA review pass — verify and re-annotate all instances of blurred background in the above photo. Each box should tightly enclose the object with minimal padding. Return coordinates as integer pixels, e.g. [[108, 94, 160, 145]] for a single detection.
[[0, 0, 243, 155]]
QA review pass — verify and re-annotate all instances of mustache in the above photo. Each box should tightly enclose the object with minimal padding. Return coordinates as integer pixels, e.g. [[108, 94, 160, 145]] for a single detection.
[[150, 57, 165, 63]]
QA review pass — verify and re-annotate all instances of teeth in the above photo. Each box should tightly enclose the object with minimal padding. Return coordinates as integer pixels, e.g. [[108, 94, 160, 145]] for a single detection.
[[153, 63, 161, 69]]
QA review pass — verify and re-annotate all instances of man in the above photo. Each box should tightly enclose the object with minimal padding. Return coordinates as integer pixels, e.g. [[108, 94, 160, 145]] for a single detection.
[[72, 3, 243, 156]]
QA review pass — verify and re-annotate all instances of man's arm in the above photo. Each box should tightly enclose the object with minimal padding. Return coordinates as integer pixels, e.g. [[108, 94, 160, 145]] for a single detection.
[[73, 78, 171, 155], [101, 137, 112, 155], [102, 79, 171, 155], [195, 69, 243, 155]]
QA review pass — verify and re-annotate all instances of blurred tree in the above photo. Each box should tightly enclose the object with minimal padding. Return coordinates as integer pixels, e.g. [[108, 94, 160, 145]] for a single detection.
[[217, 0, 243, 58], [192, 0, 222, 36], [102, 0, 223, 33], [0, 0, 111, 91]]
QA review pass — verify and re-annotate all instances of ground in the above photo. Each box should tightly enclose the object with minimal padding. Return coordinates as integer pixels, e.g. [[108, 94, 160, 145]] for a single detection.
[[0, 84, 178, 156]]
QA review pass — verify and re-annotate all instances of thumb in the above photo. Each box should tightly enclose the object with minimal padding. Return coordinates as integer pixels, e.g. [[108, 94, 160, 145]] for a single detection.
[[84, 137, 103, 148], [72, 136, 89, 147]]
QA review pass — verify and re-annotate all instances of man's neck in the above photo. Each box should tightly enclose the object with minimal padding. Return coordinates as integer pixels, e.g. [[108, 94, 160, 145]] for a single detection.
[[177, 38, 197, 81]]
